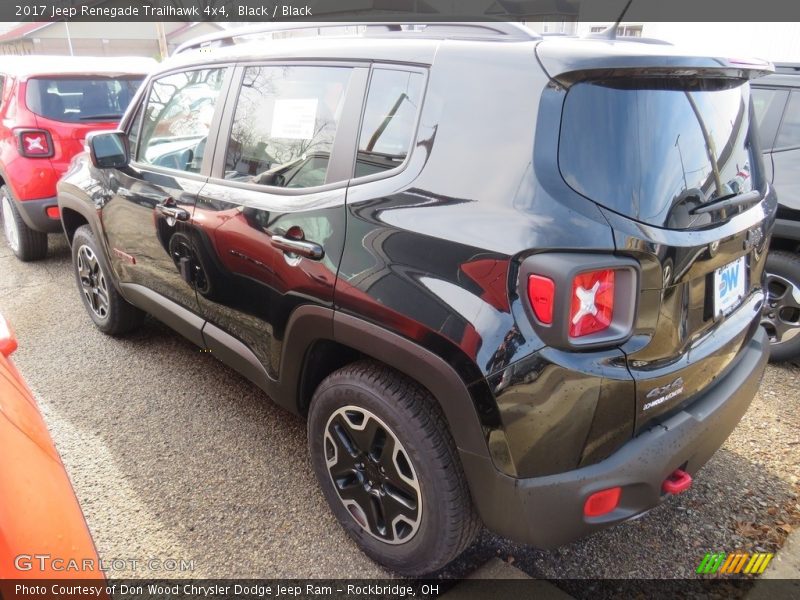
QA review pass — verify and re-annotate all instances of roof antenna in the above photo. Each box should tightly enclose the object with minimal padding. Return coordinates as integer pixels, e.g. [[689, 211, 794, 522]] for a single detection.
[[588, 0, 634, 40]]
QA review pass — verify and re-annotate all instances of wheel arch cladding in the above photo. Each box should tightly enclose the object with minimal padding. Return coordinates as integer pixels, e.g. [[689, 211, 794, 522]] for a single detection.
[[60, 206, 89, 244], [329, 311, 491, 459], [279, 305, 491, 459]]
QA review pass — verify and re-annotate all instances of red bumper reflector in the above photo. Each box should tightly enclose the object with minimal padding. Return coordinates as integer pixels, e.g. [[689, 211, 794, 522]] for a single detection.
[[662, 469, 692, 495], [46, 206, 60, 219], [583, 486, 621, 517], [528, 274, 555, 324]]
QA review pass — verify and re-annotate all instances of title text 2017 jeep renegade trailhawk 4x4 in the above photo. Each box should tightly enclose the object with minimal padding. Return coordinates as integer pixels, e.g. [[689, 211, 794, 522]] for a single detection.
[[57, 24, 774, 575]]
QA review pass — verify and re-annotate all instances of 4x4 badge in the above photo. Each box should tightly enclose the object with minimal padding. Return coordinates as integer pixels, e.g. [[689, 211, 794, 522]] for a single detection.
[[643, 377, 685, 411]]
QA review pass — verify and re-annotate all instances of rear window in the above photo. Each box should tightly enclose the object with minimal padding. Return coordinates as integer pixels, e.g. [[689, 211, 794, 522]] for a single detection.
[[559, 79, 755, 229], [26, 76, 144, 123]]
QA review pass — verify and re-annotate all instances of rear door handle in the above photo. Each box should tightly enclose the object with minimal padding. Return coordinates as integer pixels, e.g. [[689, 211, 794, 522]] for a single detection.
[[272, 235, 324, 260], [156, 203, 190, 222]]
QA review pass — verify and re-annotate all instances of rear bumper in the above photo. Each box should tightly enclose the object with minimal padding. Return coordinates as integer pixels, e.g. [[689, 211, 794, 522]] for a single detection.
[[13, 196, 61, 233], [462, 326, 769, 547]]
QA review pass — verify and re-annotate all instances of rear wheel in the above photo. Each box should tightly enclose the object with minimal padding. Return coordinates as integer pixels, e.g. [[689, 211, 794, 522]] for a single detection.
[[71, 225, 144, 336], [1, 186, 48, 261], [761, 250, 800, 362], [308, 360, 480, 576]]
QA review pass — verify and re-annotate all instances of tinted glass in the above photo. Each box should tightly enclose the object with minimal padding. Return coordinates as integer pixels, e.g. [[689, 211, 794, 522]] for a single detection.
[[751, 87, 787, 150], [26, 76, 144, 122], [355, 69, 424, 178], [560, 79, 755, 229], [224, 66, 352, 188], [138, 68, 227, 173], [775, 91, 800, 149]]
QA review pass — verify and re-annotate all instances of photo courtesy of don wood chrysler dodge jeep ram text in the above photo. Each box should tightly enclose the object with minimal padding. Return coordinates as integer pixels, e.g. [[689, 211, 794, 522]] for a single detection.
[[55, 23, 775, 575]]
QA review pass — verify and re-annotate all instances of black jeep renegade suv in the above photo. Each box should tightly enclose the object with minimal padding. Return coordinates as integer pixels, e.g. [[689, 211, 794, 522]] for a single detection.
[[57, 23, 775, 575]]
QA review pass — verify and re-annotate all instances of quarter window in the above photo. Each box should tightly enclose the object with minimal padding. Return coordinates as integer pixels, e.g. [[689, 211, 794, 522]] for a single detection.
[[223, 66, 352, 189], [775, 91, 800, 150], [751, 87, 788, 151], [355, 69, 424, 178], [137, 68, 227, 173]]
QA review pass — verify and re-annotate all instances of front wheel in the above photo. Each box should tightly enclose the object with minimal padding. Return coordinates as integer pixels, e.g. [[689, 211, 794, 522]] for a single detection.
[[761, 250, 800, 362], [308, 361, 480, 576], [71, 225, 144, 336]]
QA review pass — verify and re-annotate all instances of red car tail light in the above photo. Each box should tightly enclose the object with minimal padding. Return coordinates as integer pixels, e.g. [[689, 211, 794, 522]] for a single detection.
[[520, 253, 639, 350], [46, 206, 60, 219], [0, 314, 18, 357], [15, 129, 54, 158], [569, 269, 615, 338], [527, 274, 555, 324], [584, 486, 621, 517]]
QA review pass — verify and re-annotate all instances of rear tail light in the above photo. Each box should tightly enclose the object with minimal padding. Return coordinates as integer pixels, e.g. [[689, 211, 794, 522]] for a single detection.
[[0, 313, 18, 357], [521, 254, 639, 350], [15, 128, 54, 158], [570, 269, 615, 337], [46, 206, 60, 219]]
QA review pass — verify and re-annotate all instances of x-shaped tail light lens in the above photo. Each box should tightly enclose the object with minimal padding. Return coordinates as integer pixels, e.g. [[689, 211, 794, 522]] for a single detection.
[[569, 269, 615, 337], [16, 129, 53, 158]]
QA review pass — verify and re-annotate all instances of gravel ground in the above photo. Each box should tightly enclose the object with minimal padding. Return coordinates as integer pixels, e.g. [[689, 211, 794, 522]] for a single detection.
[[1, 233, 798, 580]]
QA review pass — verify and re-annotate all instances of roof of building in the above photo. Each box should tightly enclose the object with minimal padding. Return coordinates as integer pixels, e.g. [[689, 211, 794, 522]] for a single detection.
[[0, 22, 50, 43]]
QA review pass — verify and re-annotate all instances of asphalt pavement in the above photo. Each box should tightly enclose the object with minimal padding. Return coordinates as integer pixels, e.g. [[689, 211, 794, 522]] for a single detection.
[[1, 233, 798, 581]]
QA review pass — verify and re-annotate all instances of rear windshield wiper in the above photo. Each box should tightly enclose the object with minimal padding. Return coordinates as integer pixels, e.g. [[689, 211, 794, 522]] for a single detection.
[[79, 113, 123, 121], [689, 189, 762, 215]]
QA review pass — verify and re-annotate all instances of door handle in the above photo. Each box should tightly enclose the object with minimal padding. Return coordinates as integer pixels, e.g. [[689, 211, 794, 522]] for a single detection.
[[272, 235, 324, 260], [156, 203, 190, 222]]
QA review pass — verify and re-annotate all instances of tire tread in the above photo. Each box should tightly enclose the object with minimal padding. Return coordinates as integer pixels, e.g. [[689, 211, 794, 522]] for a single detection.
[[310, 359, 481, 575]]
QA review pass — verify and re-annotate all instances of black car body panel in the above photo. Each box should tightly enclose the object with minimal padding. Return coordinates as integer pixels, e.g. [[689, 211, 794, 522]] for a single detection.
[[58, 30, 773, 547]]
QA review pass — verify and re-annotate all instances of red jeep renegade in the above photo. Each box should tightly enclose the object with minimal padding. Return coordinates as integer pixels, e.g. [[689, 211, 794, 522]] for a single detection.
[[0, 55, 152, 261]]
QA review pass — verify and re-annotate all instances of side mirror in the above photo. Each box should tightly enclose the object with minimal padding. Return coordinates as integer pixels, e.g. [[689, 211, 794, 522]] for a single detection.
[[87, 131, 129, 169]]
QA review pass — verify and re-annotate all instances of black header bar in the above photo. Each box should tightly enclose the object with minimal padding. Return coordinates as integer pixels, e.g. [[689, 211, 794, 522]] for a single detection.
[[5, 0, 800, 23]]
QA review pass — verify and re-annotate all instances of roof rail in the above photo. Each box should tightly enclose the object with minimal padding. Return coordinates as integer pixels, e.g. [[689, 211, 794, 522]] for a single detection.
[[173, 22, 539, 55], [774, 63, 800, 73]]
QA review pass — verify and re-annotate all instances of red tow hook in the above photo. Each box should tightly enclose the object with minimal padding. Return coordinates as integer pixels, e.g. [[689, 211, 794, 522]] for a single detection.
[[662, 468, 693, 495]]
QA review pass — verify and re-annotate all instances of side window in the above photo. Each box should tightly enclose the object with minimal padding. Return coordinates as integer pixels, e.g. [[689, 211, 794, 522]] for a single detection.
[[775, 91, 800, 150], [137, 68, 227, 173], [752, 87, 788, 151], [355, 69, 425, 178], [224, 65, 352, 189]]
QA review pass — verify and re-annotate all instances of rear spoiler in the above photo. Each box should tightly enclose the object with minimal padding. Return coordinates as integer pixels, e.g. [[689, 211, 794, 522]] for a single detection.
[[536, 39, 774, 87]]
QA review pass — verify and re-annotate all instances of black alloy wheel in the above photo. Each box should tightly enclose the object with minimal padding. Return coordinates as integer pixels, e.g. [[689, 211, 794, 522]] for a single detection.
[[324, 405, 422, 544]]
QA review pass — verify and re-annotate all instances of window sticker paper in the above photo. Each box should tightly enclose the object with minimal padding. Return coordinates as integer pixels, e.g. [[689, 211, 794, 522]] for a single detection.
[[271, 98, 318, 140]]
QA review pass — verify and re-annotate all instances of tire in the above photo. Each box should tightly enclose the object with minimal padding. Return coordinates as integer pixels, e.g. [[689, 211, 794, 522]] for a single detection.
[[308, 360, 481, 576], [761, 250, 800, 362], [1, 185, 48, 261], [71, 225, 144, 336]]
